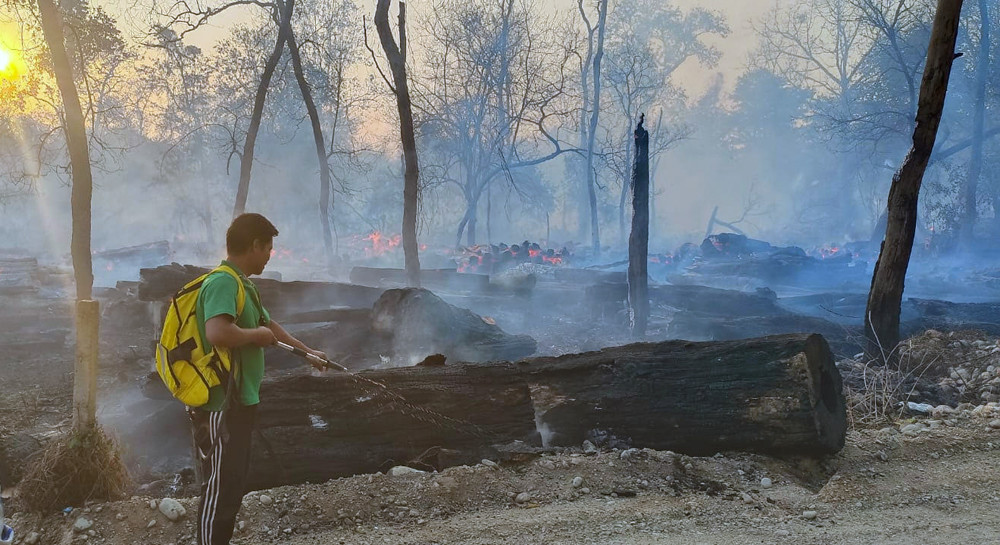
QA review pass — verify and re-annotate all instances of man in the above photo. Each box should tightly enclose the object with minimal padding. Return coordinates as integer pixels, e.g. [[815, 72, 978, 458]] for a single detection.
[[192, 213, 325, 545]]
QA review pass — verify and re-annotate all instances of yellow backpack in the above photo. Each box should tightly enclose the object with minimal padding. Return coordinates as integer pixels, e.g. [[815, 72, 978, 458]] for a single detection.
[[155, 265, 246, 407]]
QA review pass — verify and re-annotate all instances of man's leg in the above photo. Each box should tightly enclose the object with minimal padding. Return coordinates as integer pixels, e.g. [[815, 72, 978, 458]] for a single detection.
[[191, 405, 256, 545]]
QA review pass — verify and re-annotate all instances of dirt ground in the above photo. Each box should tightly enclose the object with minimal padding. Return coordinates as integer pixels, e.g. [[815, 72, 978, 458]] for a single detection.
[[6, 404, 1000, 545]]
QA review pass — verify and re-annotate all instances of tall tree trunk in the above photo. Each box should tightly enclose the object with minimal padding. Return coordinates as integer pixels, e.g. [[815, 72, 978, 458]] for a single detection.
[[961, 0, 990, 246], [467, 212, 477, 247], [577, 0, 595, 242], [37, 0, 93, 300], [233, 0, 293, 219], [585, 0, 608, 256], [865, 0, 964, 362], [286, 25, 335, 266], [375, 0, 421, 287], [627, 116, 649, 338], [37, 0, 99, 431]]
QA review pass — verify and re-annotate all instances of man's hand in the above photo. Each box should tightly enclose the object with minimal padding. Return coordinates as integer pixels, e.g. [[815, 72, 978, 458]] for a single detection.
[[249, 326, 277, 347], [306, 349, 328, 372]]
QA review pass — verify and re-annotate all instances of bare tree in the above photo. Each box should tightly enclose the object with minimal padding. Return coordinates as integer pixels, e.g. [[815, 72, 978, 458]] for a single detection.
[[960, 0, 990, 244], [865, 0, 964, 362], [232, 0, 292, 218], [374, 0, 421, 286], [583, 0, 608, 255], [414, 0, 577, 247], [36, 0, 95, 300]]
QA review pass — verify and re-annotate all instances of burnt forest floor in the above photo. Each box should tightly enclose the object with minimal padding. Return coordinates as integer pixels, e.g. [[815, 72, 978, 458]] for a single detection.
[[6, 403, 1000, 545]]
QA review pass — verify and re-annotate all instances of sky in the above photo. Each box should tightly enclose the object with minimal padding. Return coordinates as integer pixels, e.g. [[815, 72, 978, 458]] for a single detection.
[[93, 0, 782, 101]]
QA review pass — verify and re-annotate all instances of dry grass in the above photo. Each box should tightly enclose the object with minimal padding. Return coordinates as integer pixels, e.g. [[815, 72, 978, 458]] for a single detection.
[[17, 426, 130, 512], [841, 334, 941, 429]]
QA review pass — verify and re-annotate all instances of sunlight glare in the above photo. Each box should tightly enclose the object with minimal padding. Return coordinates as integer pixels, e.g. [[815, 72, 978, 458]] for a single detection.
[[0, 45, 21, 81]]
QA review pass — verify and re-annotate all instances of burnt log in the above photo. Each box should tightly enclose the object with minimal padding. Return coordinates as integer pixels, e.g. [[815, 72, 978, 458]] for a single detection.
[[138, 263, 383, 318], [350, 266, 489, 292], [247, 363, 539, 490], [587, 283, 787, 319], [519, 334, 846, 456], [371, 288, 537, 363]]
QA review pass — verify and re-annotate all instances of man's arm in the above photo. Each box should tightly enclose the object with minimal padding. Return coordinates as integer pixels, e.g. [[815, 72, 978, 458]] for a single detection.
[[205, 315, 275, 348], [268, 320, 327, 370]]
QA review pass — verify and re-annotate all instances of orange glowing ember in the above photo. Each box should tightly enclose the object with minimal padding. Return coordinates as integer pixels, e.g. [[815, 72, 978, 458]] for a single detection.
[[364, 231, 402, 257]]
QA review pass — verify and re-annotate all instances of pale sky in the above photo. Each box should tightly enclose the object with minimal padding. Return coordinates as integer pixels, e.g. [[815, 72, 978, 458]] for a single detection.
[[98, 0, 780, 101]]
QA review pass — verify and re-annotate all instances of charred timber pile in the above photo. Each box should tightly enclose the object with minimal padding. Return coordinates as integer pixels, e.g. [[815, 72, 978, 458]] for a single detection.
[[350, 266, 490, 292], [243, 333, 845, 489], [520, 333, 846, 456], [138, 263, 384, 317], [371, 288, 537, 363], [586, 283, 848, 351], [248, 362, 539, 490]]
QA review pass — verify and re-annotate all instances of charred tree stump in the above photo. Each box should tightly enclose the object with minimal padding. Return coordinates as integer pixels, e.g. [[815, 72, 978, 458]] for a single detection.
[[248, 363, 539, 490], [519, 334, 846, 456], [371, 288, 537, 363], [627, 115, 650, 338], [865, 0, 964, 362]]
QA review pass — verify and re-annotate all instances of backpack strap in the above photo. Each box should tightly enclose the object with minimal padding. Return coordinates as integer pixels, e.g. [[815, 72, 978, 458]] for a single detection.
[[210, 265, 247, 321]]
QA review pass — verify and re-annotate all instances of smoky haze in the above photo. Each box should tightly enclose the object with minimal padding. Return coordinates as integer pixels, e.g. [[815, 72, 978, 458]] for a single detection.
[[0, 0, 996, 281]]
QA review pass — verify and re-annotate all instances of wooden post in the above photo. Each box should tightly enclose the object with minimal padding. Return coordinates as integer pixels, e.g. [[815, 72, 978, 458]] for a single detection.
[[73, 299, 99, 430], [628, 115, 649, 338]]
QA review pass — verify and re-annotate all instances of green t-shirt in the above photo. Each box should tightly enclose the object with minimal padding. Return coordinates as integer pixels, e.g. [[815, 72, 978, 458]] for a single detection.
[[196, 260, 270, 411]]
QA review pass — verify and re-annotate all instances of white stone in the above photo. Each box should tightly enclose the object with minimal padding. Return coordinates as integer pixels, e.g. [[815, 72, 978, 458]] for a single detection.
[[157, 497, 186, 521], [146, 519, 157, 529], [259, 494, 274, 506], [73, 518, 93, 532], [989, 419, 1000, 429], [761, 477, 773, 489], [802, 510, 818, 520], [741, 493, 754, 505], [620, 448, 641, 460], [572, 476, 584, 488], [515, 492, 530, 503], [389, 466, 426, 476], [480, 459, 498, 468]]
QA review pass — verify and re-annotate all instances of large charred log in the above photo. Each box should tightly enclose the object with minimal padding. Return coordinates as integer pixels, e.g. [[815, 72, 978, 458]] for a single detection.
[[247, 362, 539, 490], [521, 333, 846, 456]]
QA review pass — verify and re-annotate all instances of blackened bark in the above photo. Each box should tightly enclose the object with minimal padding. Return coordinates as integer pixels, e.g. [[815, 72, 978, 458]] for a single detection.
[[865, 0, 964, 362], [233, 0, 293, 218], [627, 116, 649, 338], [375, 0, 421, 287], [286, 26, 335, 266], [37, 0, 93, 300]]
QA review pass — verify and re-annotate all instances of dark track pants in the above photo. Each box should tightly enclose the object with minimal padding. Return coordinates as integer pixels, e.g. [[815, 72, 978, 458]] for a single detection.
[[189, 403, 256, 545]]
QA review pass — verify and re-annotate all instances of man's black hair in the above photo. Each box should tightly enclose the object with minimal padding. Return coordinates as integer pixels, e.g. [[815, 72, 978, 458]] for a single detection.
[[227, 213, 279, 255]]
